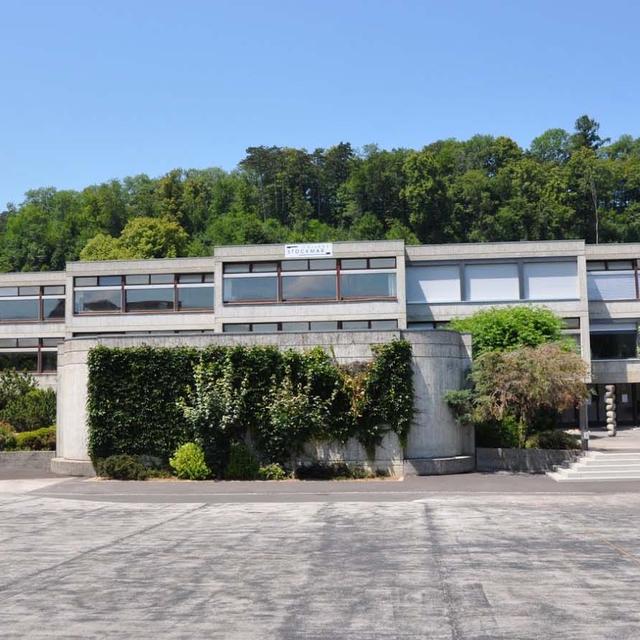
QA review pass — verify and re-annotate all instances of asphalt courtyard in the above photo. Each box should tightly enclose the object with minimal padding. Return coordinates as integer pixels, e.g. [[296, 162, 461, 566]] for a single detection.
[[1, 474, 640, 639]]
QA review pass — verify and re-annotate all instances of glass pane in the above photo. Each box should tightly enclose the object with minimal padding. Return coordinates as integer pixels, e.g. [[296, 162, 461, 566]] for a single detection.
[[0, 287, 18, 297], [203, 273, 214, 283], [99, 276, 122, 286], [340, 273, 397, 298], [178, 286, 214, 310], [0, 299, 40, 321], [342, 320, 369, 330], [223, 324, 250, 332], [43, 298, 65, 320], [587, 261, 606, 271], [523, 261, 578, 300], [607, 260, 634, 270], [281, 260, 308, 272], [590, 332, 637, 359], [0, 352, 38, 372], [75, 277, 98, 287], [310, 321, 338, 331], [253, 323, 279, 333], [282, 274, 336, 300], [42, 338, 63, 347], [309, 259, 336, 270], [150, 274, 174, 284], [252, 262, 278, 273], [126, 288, 174, 311], [406, 265, 461, 303], [178, 274, 202, 284], [464, 263, 519, 302], [588, 272, 636, 300], [369, 257, 396, 269], [224, 263, 250, 273], [74, 290, 122, 313], [43, 285, 65, 295], [0, 339, 17, 348], [563, 317, 581, 329], [341, 258, 367, 270], [223, 277, 278, 302], [125, 275, 149, 285], [41, 351, 57, 372], [18, 286, 40, 296], [17, 338, 39, 347], [281, 322, 309, 332], [370, 319, 398, 330]]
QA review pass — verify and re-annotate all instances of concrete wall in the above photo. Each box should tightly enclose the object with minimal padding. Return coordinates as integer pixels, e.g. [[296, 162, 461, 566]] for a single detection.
[[54, 329, 472, 474], [476, 448, 582, 473]]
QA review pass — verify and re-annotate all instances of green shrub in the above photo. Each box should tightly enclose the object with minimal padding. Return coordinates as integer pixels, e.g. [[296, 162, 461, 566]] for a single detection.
[[0, 422, 17, 451], [295, 462, 374, 480], [225, 442, 260, 480], [1, 388, 56, 432], [0, 370, 36, 413], [96, 454, 149, 480], [15, 426, 56, 451], [475, 416, 521, 448], [257, 463, 288, 481], [169, 442, 210, 480], [525, 430, 580, 450]]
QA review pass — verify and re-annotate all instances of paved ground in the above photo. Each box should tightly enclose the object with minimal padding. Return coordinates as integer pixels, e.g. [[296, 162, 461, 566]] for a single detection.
[[1, 476, 640, 639]]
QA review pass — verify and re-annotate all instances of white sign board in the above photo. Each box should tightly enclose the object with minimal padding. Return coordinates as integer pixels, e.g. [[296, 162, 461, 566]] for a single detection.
[[284, 243, 333, 258]]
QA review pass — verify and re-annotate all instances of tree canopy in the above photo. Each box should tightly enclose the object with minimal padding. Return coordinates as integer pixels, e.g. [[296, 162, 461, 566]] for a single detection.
[[2, 115, 640, 270]]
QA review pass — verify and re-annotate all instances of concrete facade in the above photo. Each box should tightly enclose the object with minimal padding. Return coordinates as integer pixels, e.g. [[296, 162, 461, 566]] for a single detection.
[[53, 329, 472, 475]]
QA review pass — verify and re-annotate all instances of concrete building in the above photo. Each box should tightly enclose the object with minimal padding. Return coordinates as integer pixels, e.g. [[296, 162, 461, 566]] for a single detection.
[[3, 238, 640, 472]]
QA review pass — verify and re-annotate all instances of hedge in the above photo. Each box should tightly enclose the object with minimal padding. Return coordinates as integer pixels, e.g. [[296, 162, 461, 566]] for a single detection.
[[87, 340, 414, 468]]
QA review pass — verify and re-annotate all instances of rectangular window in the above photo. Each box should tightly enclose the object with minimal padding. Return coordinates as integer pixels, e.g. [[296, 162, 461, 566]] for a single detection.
[[523, 261, 578, 300], [406, 265, 461, 303], [590, 327, 637, 359], [74, 289, 122, 313], [464, 263, 520, 302], [282, 274, 337, 301], [41, 351, 57, 372], [223, 276, 278, 303], [281, 322, 309, 332], [342, 320, 369, 330], [223, 324, 250, 332], [177, 286, 214, 310], [43, 298, 65, 320], [370, 319, 398, 330], [125, 288, 174, 312], [340, 272, 396, 299], [309, 321, 338, 331], [0, 299, 40, 321], [252, 323, 279, 333], [0, 352, 38, 372], [587, 271, 636, 301]]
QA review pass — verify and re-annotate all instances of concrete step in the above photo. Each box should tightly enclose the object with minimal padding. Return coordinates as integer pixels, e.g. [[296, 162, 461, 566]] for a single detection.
[[548, 451, 640, 482], [549, 473, 640, 482], [564, 466, 640, 474]]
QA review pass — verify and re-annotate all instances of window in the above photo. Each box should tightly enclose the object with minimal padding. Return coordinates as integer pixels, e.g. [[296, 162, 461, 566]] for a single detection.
[[590, 323, 637, 359], [0, 285, 65, 322], [223, 258, 397, 304], [523, 261, 578, 300], [222, 319, 398, 333], [406, 266, 461, 303], [0, 337, 62, 373], [465, 263, 520, 302], [74, 274, 214, 313], [587, 271, 636, 301]]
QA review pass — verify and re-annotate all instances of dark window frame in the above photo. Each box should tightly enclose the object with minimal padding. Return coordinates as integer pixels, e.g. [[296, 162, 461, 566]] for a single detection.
[[0, 285, 66, 324], [0, 337, 62, 374], [222, 319, 399, 333]]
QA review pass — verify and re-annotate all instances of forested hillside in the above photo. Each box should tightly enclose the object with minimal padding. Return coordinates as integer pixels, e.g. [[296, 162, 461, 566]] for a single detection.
[[2, 115, 640, 272]]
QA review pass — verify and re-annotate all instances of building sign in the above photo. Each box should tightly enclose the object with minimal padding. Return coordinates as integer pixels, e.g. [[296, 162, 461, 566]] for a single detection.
[[284, 243, 333, 258]]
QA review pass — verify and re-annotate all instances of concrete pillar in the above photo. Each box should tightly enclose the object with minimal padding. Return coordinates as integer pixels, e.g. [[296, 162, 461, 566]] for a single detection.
[[604, 384, 617, 437]]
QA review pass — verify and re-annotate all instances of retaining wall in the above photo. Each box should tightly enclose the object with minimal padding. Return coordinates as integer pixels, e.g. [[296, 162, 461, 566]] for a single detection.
[[476, 448, 582, 473]]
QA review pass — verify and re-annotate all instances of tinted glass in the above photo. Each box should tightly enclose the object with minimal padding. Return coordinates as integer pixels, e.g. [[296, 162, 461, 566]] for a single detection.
[[125, 275, 149, 285], [370, 319, 398, 330], [0, 352, 38, 372], [281, 322, 309, 332], [342, 321, 369, 330], [43, 298, 65, 320], [99, 276, 122, 286], [309, 321, 338, 331], [563, 318, 581, 330], [150, 273, 174, 284], [587, 261, 606, 271], [223, 324, 250, 332], [281, 260, 308, 272], [178, 286, 214, 310], [253, 323, 279, 333], [17, 338, 39, 347], [74, 290, 122, 313], [252, 262, 278, 273], [18, 286, 40, 296], [75, 277, 98, 287], [0, 339, 17, 348], [178, 274, 202, 283], [341, 259, 367, 270], [281, 274, 336, 300], [224, 263, 250, 273], [0, 287, 18, 297], [43, 285, 65, 295], [203, 273, 214, 283], [0, 299, 40, 321], [223, 277, 278, 302], [125, 288, 174, 311], [42, 338, 63, 347], [590, 332, 637, 359], [607, 260, 634, 270], [41, 351, 57, 372], [369, 257, 396, 269], [309, 259, 336, 270], [340, 273, 396, 298]]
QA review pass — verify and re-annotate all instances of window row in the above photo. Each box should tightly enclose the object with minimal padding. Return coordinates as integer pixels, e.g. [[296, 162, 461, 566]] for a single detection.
[[407, 260, 579, 304], [73, 274, 214, 314], [0, 338, 63, 373], [587, 270, 640, 301], [223, 257, 396, 274], [0, 294, 65, 323], [224, 267, 397, 304], [222, 319, 398, 333]]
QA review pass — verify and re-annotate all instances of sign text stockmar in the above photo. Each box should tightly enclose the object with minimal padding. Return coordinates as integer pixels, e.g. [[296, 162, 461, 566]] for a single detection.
[[284, 243, 333, 258]]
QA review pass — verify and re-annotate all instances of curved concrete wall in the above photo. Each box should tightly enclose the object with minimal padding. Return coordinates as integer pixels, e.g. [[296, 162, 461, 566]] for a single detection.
[[54, 330, 473, 472]]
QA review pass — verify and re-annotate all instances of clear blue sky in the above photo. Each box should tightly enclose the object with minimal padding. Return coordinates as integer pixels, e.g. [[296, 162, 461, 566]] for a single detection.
[[1, 0, 638, 207]]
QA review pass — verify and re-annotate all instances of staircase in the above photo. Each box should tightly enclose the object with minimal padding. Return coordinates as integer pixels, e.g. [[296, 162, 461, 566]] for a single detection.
[[548, 451, 640, 482]]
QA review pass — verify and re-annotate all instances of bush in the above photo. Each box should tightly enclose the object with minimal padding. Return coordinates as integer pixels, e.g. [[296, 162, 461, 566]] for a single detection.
[[294, 462, 374, 480], [0, 370, 36, 412], [225, 442, 260, 480], [0, 422, 17, 451], [1, 388, 57, 432], [15, 426, 56, 451], [257, 463, 288, 481], [475, 416, 521, 448], [96, 454, 149, 480], [525, 430, 581, 450], [169, 442, 210, 480]]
